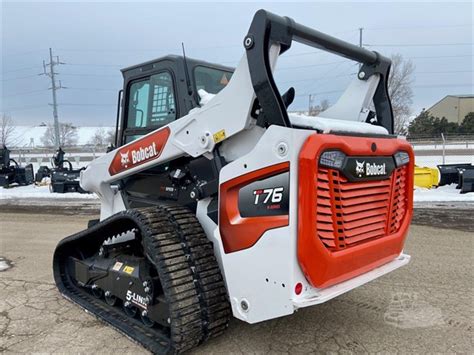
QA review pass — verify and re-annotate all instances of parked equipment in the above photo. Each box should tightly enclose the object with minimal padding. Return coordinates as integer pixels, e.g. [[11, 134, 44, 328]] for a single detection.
[[414, 165, 439, 188], [53, 10, 414, 354], [437, 163, 472, 186], [35, 147, 87, 193], [0, 145, 34, 188], [457, 167, 474, 194]]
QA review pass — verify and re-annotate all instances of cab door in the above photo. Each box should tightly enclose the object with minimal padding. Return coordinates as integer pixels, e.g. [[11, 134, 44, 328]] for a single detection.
[[122, 70, 178, 145]]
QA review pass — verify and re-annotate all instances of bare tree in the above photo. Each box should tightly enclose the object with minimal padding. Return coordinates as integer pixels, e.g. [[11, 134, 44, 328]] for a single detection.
[[41, 122, 78, 147], [88, 128, 116, 147], [309, 98, 330, 116], [0, 113, 16, 146], [388, 53, 415, 135], [106, 129, 116, 146], [89, 128, 107, 146]]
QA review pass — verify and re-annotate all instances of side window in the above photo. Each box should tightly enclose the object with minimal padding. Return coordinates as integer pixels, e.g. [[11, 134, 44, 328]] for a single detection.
[[150, 72, 176, 126], [194, 66, 233, 97], [126, 72, 176, 132], [127, 80, 150, 129]]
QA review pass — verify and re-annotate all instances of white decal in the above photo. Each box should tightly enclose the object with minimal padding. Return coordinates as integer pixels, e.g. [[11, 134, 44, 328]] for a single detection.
[[253, 187, 284, 205], [355, 160, 387, 177], [356, 160, 365, 177], [131, 142, 158, 165], [126, 290, 148, 309], [120, 151, 130, 167], [366, 162, 387, 176]]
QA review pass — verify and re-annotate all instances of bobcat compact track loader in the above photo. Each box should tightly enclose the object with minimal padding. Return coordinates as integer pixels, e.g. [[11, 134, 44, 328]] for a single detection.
[[53, 10, 414, 354]]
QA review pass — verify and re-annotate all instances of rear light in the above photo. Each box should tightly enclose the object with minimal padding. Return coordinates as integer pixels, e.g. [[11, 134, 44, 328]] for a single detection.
[[394, 151, 410, 167], [295, 282, 303, 295], [319, 150, 346, 169]]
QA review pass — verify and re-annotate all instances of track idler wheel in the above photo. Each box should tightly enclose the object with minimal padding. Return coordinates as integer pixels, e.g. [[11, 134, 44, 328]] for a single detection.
[[140, 311, 155, 328], [123, 302, 138, 318], [104, 291, 117, 306], [91, 285, 103, 299]]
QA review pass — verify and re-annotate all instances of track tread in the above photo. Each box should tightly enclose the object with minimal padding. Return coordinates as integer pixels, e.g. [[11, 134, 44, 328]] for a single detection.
[[53, 205, 230, 354]]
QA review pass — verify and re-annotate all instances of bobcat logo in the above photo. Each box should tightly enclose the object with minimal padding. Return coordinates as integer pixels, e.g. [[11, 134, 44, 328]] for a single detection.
[[355, 160, 365, 177], [120, 151, 130, 167]]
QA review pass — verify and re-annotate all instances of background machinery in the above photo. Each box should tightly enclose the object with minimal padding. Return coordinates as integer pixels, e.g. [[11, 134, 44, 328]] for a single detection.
[[35, 147, 87, 193], [0, 145, 34, 188], [53, 10, 414, 354]]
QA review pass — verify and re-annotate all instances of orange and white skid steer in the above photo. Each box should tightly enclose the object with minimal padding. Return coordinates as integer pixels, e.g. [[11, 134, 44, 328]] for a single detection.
[[53, 9, 414, 354]]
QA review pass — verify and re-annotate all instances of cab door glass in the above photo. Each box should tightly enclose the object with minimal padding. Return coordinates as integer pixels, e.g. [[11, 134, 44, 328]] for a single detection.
[[128, 81, 150, 128], [126, 72, 177, 131]]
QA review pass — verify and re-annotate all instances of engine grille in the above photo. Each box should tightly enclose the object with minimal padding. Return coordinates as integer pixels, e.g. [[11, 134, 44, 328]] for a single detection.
[[316, 165, 408, 251]]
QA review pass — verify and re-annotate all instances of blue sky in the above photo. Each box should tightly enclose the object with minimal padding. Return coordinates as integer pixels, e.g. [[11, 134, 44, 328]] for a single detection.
[[1, 1, 473, 126]]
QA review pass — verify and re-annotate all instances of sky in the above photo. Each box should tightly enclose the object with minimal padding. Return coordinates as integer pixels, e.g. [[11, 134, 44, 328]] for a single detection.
[[1, 1, 473, 127]]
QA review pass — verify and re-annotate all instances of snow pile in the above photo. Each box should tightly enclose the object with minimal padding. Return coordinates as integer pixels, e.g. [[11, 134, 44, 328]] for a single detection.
[[415, 155, 474, 167], [289, 113, 389, 135], [196, 90, 389, 136], [414, 184, 474, 202], [198, 89, 216, 105], [0, 185, 98, 200], [0, 257, 12, 272]]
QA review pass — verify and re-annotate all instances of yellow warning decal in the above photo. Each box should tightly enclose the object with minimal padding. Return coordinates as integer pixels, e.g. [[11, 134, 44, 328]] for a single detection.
[[123, 266, 135, 274], [213, 129, 226, 143]]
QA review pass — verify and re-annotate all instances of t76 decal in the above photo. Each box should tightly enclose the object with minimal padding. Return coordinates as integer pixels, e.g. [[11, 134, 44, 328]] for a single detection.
[[109, 127, 170, 176]]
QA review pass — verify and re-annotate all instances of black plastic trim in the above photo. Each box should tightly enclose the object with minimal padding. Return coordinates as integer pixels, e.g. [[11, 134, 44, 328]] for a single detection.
[[245, 9, 394, 133]]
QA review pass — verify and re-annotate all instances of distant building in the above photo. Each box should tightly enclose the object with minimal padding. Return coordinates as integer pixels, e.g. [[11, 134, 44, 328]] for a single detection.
[[426, 95, 474, 124]]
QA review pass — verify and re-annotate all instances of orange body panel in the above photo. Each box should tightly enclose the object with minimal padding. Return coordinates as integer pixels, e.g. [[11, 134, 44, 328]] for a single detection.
[[219, 162, 290, 253], [298, 134, 414, 288]]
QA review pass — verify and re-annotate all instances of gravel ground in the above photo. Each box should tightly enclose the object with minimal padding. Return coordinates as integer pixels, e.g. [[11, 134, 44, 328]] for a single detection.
[[0, 211, 472, 354]]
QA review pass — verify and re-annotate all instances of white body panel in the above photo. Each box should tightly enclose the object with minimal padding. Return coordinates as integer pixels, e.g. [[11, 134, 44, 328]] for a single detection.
[[80, 43, 410, 324], [196, 125, 409, 323]]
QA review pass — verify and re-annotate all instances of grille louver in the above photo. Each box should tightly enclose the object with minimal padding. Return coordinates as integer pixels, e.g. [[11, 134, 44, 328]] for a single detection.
[[316, 166, 408, 251]]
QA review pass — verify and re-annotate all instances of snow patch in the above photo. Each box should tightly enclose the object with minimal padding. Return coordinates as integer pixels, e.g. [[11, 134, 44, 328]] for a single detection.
[[198, 89, 216, 105], [288, 113, 389, 135], [195, 91, 389, 136], [0, 185, 98, 200], [415, 155, 474, 167], [414, 184, 474, 202], [0, 258, 12, 272]]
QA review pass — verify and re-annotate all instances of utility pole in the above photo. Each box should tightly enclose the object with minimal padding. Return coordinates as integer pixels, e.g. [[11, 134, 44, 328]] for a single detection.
[[308, 94, 313, 115], [358, 28, 363, 69], [41, 48, 65, 148]]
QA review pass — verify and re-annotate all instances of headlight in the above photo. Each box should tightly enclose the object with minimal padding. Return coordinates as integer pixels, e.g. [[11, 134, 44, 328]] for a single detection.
[[319, 150, 346, 169], [394, 151, 410, 167]]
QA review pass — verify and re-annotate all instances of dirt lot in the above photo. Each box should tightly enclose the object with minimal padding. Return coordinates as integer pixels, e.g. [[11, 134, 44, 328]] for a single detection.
[[0, 211, 472, 354]]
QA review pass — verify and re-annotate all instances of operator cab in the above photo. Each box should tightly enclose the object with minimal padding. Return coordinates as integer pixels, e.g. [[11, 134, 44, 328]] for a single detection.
[[115, 55, 234, 147], [113, 55, 234, 209]]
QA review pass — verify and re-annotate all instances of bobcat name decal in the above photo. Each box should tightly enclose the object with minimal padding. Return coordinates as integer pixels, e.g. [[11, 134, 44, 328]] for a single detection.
[[109, 127, 170, 176]]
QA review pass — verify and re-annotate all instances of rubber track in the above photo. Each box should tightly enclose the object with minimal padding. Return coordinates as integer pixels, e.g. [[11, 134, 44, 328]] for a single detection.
[[53, 205, 230, 354]]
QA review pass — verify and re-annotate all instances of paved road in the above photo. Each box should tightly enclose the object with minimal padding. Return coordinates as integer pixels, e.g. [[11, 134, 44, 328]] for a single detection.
[[0, 212, 472, 354]]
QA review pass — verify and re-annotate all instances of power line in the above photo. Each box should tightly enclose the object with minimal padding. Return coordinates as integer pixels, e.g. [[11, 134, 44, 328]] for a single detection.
[[1, 74, 43, 81], [1, 104, 48, 112], [365, 42, 473, 47], [67, 87, 119, 92], [61, 73, 118, 77], [299, 83, 473, 98], [61, 103, 116, 106], [2, 88, 49, 98], [66, 63, 124, 68], [415, 70, 473, 74], [277, 60, 347, 71], [365, 24, 473, 31], [2, 66, 44, 74]]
